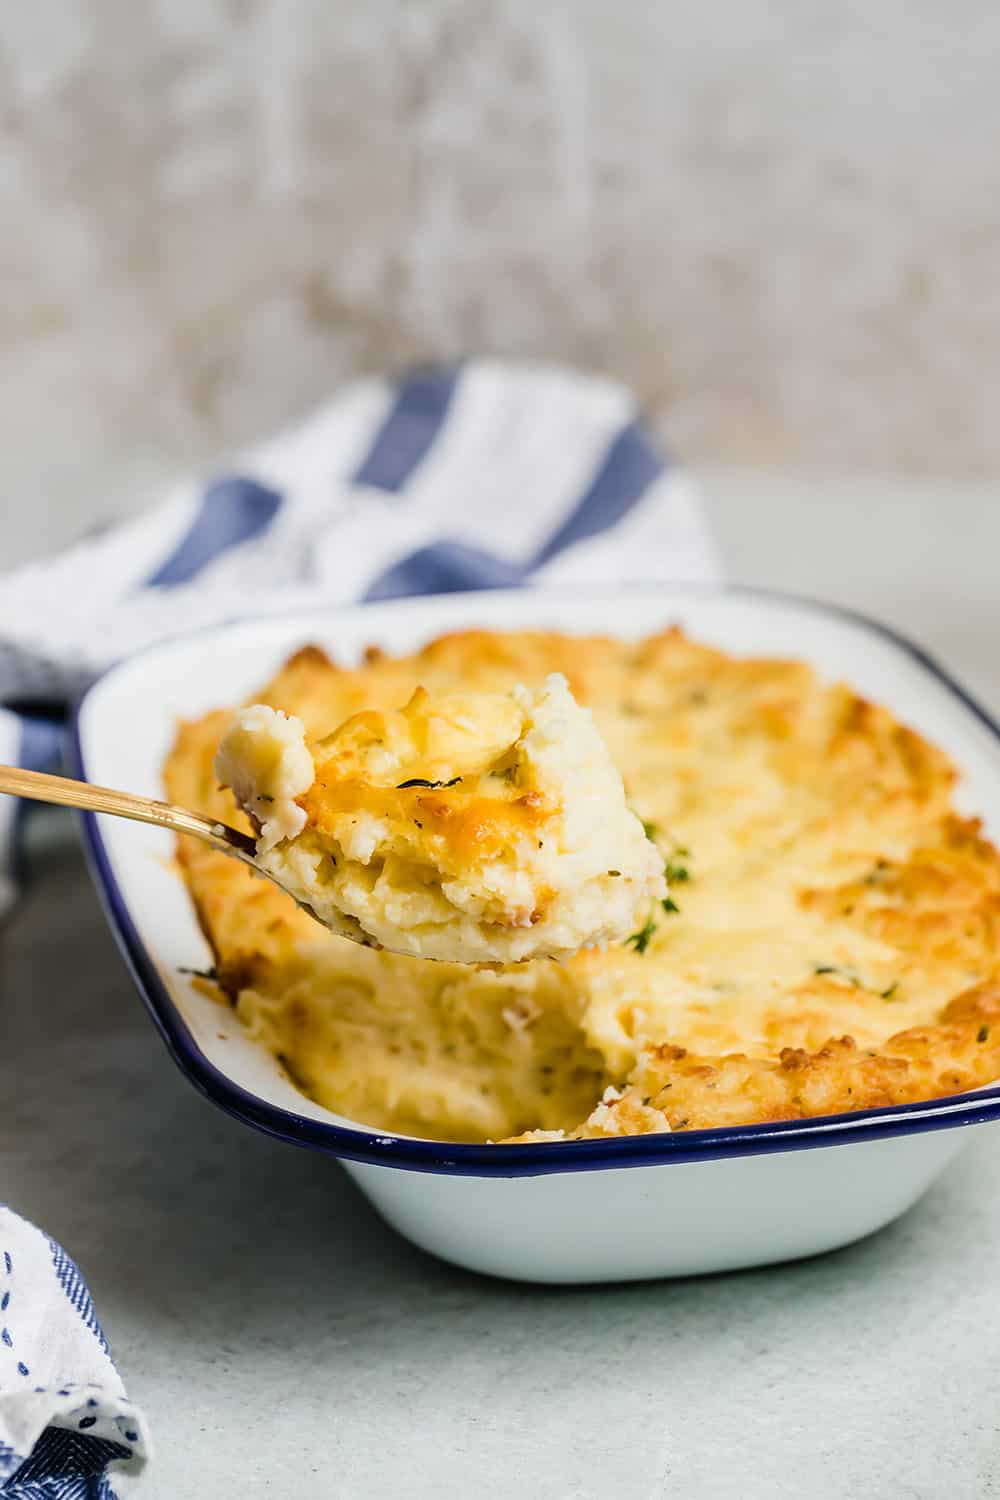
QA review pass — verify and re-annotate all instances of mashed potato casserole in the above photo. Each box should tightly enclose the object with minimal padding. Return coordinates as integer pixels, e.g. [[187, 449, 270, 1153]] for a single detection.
[[164, 626, 1000, 1143]]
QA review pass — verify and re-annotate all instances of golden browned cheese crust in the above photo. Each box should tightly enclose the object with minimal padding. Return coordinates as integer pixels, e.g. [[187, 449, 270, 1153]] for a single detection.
[[163, 628, 1000, 1141], [304, 687, 546, 868]]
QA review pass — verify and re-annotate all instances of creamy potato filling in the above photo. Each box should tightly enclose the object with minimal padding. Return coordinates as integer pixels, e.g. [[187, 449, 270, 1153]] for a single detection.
[[214, 703, 313, 852]]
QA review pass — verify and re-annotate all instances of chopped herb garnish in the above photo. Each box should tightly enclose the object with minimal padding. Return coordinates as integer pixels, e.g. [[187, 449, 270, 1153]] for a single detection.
[[814, 965, 863, 987], [178, 964, 219, 983], [396, 776, 462, 790], [664, 858, 690, 884], [607, 869, 622, 877], [641, 819, 659, 842], [625, 914, 657, 954], [661, 896, 680, 915], [979, 1025, 991, 1043], [815, 964, 899, 998]]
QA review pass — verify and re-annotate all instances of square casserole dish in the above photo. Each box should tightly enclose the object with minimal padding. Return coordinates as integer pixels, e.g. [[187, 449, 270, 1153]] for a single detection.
[[72, 587, 1000, 1283]]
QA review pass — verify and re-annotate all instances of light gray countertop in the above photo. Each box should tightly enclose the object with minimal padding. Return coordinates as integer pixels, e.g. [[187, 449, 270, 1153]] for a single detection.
[[3, 469, 1000, 1498]]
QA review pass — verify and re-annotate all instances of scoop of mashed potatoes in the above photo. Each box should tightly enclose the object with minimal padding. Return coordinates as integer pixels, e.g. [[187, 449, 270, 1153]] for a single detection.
[[215, 674, 665, 963], [214, 702, 314, 852]]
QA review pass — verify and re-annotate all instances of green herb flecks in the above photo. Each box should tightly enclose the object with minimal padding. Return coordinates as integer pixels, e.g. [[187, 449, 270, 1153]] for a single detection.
[[641, 819, 659, 842], [814, 964, 901, 1000], [813, 964, 863, 987], [396, 776, 463, 790], [625, 914, 658, 955], [661, 896, 680, 915]]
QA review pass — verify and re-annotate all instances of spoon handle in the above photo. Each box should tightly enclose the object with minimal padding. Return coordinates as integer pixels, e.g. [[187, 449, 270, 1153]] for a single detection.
[[0, 763, 257, 857]]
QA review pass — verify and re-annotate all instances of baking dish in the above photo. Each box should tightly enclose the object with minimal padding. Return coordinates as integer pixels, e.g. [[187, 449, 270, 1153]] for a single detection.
[[71, 587, 1000, 1283]]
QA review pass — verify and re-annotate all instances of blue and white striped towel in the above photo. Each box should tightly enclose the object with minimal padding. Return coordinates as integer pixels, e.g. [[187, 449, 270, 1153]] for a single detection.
[[0, 360, 717, 1494], [0, 360, 719, 919], [0, 1208, 149, 1497]]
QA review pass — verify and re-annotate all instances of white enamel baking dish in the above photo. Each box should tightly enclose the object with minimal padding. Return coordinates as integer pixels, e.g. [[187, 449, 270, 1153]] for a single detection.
[[72, 587, 1000, 1283]]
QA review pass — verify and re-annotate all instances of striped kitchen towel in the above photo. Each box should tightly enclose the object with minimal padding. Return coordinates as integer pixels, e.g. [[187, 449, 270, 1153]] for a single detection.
[[0, 360, 720, 917], [0, 1207, 149, 1497]]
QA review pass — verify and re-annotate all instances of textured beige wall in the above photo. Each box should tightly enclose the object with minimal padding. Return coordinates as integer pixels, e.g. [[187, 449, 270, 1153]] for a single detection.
[[2, 0, 999, 553]]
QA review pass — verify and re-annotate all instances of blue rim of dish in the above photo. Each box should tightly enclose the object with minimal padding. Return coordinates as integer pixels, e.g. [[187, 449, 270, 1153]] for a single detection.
[[69, 584, 1000, 1178]]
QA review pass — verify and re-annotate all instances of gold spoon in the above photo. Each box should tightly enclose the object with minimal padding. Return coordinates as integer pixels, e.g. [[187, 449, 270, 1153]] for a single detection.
[[0, 763, 259, 864], [0, 761, 356, 939]]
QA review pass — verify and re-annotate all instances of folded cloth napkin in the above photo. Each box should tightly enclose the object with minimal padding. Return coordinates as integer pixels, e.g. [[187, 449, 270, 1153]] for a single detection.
[[0, 1207, 149, 1497], [0, 359, 720, 917]]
